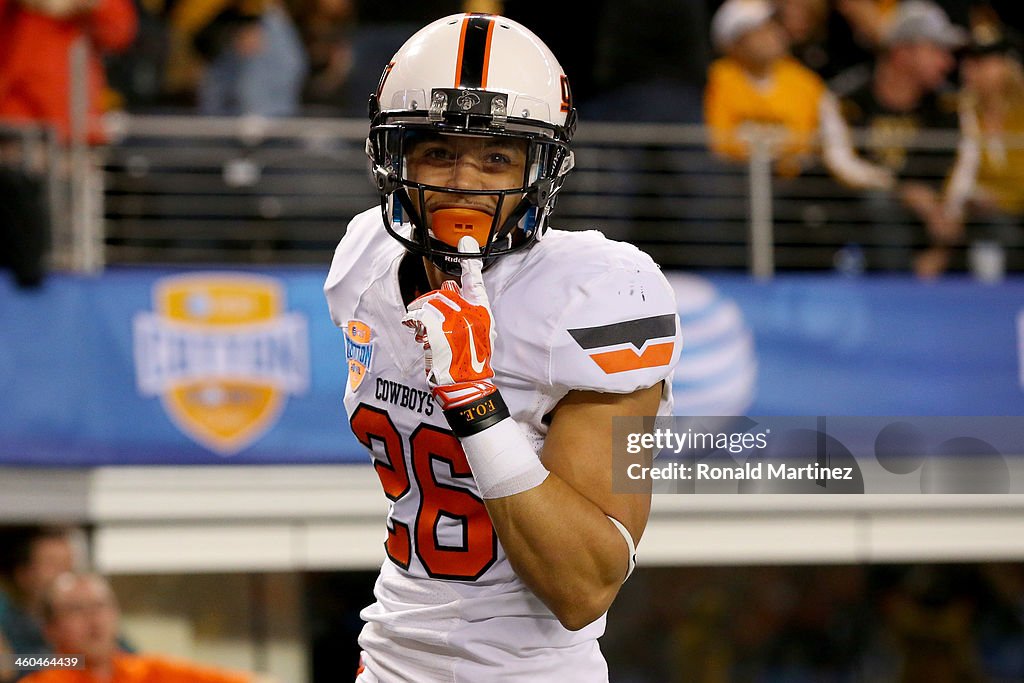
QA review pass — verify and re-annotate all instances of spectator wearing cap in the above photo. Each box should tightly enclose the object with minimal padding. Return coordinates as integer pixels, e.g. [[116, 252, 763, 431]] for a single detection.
[[704, 0, 892, 186], [825, 0, 968, 275], [942, 21, 1024, 271], [704, 0, 827, 176]]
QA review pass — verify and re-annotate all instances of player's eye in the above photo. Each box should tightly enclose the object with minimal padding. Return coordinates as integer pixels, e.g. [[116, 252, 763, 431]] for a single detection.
[[421, 145, 457, 162], [485, 152, 513, 165]]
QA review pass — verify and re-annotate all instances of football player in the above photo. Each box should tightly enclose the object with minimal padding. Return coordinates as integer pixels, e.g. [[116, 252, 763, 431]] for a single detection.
[[324, 13, 682, 682]]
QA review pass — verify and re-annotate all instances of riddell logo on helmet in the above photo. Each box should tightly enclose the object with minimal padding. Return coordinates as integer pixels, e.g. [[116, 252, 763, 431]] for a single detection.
[[133, 274, 309, 454]]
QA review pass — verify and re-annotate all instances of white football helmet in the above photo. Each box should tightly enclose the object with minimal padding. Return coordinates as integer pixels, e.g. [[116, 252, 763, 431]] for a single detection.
[[366, 13, 577, 275]]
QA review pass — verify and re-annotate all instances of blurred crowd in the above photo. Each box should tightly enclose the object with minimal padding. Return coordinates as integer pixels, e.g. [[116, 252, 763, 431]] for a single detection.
[[1, 0, 1024, 278], [7, 527, 1023, 682], [703, 0, 1024, 276], [0, 1, 1016, 130], [605, 563, 1024, 683]]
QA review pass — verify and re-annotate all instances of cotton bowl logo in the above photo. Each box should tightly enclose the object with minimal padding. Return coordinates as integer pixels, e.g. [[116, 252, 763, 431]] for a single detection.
[[344, 320, 373, 391], [133, 273, 309, 454]]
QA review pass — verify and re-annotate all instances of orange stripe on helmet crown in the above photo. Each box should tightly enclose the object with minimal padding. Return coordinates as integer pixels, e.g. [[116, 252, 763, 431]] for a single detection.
[[376, 61, 394, 100], [480, 19, 495, 88], [454, 15, 470, 87]]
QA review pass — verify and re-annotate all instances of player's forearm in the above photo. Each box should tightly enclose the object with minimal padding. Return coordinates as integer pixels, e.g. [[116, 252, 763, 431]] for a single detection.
[[484, 473, 633, 631], [399, 245, 651, 632], [447, 395, 643, 630]]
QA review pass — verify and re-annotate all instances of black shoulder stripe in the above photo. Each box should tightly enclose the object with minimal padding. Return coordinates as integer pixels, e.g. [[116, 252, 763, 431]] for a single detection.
[[568, 314, 676, 350]]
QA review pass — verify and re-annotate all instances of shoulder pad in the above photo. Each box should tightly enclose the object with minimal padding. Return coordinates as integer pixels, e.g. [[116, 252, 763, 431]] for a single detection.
[[546, 251, 682, 394], [324, 207, 394, 328]]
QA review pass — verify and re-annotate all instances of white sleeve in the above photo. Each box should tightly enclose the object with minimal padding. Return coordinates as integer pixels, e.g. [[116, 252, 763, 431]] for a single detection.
[[324, 208, 381, 328], [943, 102, 982, 222], [819, 92, 895, 191], [548, 266, 682, 394]]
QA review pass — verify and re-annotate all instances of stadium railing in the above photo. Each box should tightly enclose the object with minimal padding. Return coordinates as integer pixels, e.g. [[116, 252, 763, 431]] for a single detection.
[[0, 122, 66, 264], [4, 112, 1017, 277], [85, 115, 1017, 277]]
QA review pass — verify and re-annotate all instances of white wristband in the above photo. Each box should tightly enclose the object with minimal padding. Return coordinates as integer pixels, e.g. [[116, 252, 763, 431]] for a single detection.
[[606, 515, 637, 582], [460, 417, 549, 499]]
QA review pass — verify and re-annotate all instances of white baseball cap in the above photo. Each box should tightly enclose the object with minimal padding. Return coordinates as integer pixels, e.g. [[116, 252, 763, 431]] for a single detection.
[[711, 0, 776, 51], [883, 0, 968, 49]]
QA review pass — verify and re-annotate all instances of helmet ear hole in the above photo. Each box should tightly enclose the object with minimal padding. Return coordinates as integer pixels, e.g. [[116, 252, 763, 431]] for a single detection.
[[374, 167, 398, 194]]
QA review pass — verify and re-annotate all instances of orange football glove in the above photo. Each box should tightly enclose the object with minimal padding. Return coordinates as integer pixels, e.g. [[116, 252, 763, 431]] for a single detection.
[[402, 237, 497, 410]]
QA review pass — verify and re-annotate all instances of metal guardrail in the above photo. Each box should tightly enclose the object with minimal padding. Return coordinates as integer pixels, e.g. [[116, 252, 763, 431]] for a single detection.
[[1, 37, 102, 275], [0, 121, 67, 269], [21, 114, 1012, 275], [100, 118, 769, 269], [102, 116, 372, 264]]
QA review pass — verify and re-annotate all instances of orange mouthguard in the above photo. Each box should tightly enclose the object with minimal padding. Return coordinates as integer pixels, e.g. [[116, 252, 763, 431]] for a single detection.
[[430, 208, 492, 248]]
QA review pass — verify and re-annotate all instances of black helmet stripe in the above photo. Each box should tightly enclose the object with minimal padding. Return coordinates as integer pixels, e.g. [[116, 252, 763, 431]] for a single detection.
[[454, 14, 495, 88]]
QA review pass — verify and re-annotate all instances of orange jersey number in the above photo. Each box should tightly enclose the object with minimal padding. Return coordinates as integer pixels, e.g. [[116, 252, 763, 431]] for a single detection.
[[351, 404, 497, 580]]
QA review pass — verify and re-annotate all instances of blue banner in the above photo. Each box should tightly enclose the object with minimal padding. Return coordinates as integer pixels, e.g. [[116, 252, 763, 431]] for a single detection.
[[685, 274, 1024, 416], [0, 268, 358, 465], [1, 269, 1022, 465]]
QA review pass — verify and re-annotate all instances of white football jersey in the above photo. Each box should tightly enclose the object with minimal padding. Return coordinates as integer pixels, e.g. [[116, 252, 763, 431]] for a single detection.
[[324, 207, 682, 682]]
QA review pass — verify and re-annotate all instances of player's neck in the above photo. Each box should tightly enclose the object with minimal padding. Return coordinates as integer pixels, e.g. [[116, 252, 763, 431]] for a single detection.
[[397, 252, 432, 306], [423, 258, 449, 291]]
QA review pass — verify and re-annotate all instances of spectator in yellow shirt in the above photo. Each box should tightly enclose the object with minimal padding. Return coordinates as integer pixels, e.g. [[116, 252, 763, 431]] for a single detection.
[[705, 0, 889, 186], [946, 23, 1024, 234], [705, 0, 829, 176]]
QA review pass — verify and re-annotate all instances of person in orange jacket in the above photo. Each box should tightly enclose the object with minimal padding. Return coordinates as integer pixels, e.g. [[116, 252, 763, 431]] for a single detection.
[[0, 0, 137, 144], [19, 573, 263, 683]]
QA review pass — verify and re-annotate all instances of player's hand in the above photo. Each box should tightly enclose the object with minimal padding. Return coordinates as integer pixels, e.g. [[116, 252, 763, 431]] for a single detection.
[[402, 237, 497, 408]]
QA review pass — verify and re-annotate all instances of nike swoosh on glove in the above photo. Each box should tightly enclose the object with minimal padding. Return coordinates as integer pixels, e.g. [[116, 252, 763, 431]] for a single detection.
[[402, 236, 497, 410], [403, 240, 545, 499]]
